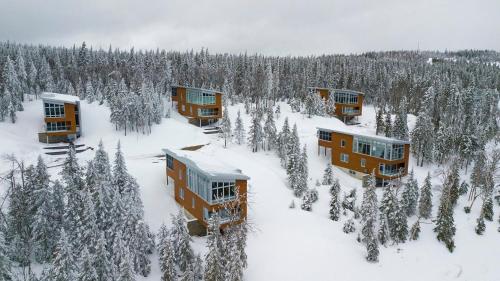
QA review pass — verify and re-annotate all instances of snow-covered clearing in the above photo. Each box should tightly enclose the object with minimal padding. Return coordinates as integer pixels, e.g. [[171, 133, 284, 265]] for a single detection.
[[0, 98, 498, 281]]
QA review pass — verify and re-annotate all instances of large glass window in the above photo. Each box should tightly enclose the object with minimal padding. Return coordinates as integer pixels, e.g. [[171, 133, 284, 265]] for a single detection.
[[44, 103, 65, 117], [391, 144, 404, 160], [166, 154, 174, 170], [318, 130, 331, 141], [211, 181, 236, 203], [198, 108, 218, 117], [46, 122, 69, 131], [186, 88, 216, 105], [334, 91, 358, 104], [353, 137, 404, 161], [187, 168, 210, 201]]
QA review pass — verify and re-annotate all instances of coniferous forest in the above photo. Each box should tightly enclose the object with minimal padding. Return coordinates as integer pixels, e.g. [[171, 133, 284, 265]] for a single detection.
[[0, 41, 499, 280]]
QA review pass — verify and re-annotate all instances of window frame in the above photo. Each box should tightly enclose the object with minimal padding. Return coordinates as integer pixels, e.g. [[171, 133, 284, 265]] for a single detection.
[[340, 153, 349, 163]]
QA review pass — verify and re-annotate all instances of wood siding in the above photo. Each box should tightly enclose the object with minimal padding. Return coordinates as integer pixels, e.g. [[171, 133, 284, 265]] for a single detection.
[[166, 157, 247, 228], [175, 87, 223, 121], [44, 103, 78, 137], [319, 131, 409, 180]]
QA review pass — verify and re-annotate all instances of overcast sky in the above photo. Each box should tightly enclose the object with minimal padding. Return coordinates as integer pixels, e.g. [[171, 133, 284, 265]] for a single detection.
[[1, 0, 499, 56]]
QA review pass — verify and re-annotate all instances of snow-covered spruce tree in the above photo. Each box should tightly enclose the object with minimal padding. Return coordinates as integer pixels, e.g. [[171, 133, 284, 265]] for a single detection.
[[170, 211, 194, 272], [392, 194, 408, 243], [287, 124, 302, 197], [377, 216, 389, 246], [118, 250, 135, 281], [434, 175, 456, 252], [400, 170, 419, 217], [325, 93, 336, 116], [277, 117, 291, 167], [375, 107, 385, 135], [0, 232, 12, 280], [392, 98, 409, 141], [46, 229, 77, 281], [379, 184, 407, 243], [247, 111, 263, 152], [322, 162, 334, 185], [459, 181, 469, 196], [384, 112, 392, 137], [329, 180, 341, 221], [411, 109, 434, 166], [481, 193, 494, 222], [234, 110, 246, 145], [32, 156, 60, 262], [193, 254, 203, 281], [204, 215, 224, 281], [224, 229, 244, 281], [78, 191, 99, 253], [78, 246, 98, 281], [470, 151, 486, 191], [418, 172, 433, 219], [410, 220, 421, 241], [6, 161, 36, 267], [365, 235, 379, 263], [158, 227, 176, 281], [475, 213, 486, 235], [296, 144, 309, 197], [448, 162, 460, 207], [94, 232, 115, 281], [360, 172, 378, 246], [220, 106, 232, 148], [304, 92, 325, 117], [263, 106, 277, 151], [342, 189, 357, 213], [301, 191, 312, 211], [112, 141, 153, 276]]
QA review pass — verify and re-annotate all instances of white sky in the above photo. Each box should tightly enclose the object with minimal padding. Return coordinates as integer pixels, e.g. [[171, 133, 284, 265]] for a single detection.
[[1, 0, 499, 55]]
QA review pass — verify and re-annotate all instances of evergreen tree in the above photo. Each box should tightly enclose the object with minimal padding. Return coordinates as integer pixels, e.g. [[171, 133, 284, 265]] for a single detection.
[[375, 107, 385, 135], [247, 111, 263, 152], [401, 170, 419, 217], [418, 173, 433, 219], [47, 230, 77, 281], [384, 112, 392, 137], [481, 194, 494, 222], [322, 163, 334, 185], [263, 106, 277, 150], [277, 117, 290, 167], [204, 215, 224, 281], [78, 246, 98, 281], [410, 220, 421, 241], [296, 144, 309, 197], [360, 172, 378, 248], [448, 163, 460, 207], [365, 236, 379, 263], [220, 106, 232, 148], [325, 93, 336, 116], [434, 176, 456, 252], [170, 211, 194, 272], [329, 180, 341, 221], [234, 110, 245, 145], [411, 110, 434, 166], [94, 232, 114, 281], [0, 232, 12, 281], [393, 98, 409, 140], [475, 213, 485, 235], [287, 124, 302, 197], [158, 232, 176, 281]]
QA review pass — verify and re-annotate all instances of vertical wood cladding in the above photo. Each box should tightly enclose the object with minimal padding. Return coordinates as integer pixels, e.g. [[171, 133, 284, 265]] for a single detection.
[[175, 86, 223, 120], [43, 103, 78, 137], [166, 157, 247, 228], [319, 131, 409, 180]]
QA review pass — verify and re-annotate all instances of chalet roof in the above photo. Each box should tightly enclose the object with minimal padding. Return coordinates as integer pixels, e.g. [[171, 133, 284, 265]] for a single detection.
[[316, 126, 410, 144], [41, 92, 80, 104], [162, 147, 250, 180], [171, 85, 223, 95]]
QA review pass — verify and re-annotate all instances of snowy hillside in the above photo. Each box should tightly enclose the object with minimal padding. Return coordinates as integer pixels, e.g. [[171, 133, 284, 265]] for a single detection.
[[0, 98, 499, 281]]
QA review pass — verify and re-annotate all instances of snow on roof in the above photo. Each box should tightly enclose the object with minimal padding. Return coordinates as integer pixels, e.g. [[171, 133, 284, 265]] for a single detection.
[[41, 92, 80, 104], [162, 147, 250, 180], [171, 85, 223, 95], [308, 87, 365, 96], [317, 126, 410, 144]]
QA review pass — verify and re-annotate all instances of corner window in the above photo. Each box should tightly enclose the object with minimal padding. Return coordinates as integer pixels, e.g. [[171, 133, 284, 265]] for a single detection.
[[340, 153, 349, 163], [318, 130, 331, 141], [166, 154, 174, 170]]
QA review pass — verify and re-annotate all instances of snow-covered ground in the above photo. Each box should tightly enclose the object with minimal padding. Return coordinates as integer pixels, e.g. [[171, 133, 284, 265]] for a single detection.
[[0, 98, 498, 281]]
